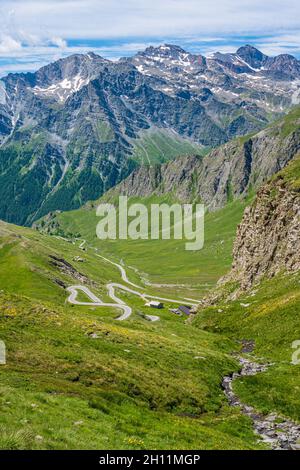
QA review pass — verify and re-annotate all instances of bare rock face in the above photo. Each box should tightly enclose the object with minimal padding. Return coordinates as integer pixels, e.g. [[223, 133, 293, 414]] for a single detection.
[[113, 121, 300, 211], [225, 173, 300, 289], [114, 155, 202, 202]]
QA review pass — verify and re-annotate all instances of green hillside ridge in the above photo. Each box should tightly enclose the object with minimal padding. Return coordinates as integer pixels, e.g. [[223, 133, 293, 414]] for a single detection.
[[131, 127, 206, 165], [274, 105, 300, 138]]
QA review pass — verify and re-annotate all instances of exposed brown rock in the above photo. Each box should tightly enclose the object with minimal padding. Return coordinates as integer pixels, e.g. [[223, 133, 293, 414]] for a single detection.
[[49, 255, 90, 285], [223, 177, 300, 289]]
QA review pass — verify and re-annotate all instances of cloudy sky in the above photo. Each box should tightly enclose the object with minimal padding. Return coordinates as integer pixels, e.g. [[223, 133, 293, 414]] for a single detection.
[[0, 0, 300, 76]]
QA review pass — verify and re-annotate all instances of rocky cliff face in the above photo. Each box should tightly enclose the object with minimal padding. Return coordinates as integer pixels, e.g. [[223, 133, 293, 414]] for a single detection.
[[113, 107, 300, 211], [223, 156, 300, 289], [111, 154, 202, 201]]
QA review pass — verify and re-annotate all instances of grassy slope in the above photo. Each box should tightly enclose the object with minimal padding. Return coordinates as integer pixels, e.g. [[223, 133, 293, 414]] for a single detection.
[[274, 105, 300, 138], [131, 128, 206, 165], [0, 221, 262, 450], [2, 110, 300, 450]]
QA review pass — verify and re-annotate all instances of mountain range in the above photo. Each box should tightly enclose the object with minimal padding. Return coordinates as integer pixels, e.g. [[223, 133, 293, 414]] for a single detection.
[[98, 105, 300, 212], [1, 44, 300, 225]]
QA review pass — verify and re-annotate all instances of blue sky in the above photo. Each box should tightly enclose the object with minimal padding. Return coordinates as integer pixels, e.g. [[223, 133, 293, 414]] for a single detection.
[[0, 0, 300, 77]]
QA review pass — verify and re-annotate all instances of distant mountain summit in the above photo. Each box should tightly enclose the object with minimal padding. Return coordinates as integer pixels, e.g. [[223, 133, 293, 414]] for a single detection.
[[129, 42, 300, 79], [236, 45, 267, 69], [0, 44, 300, 225], [31, 52, 109, 103], [142, 44, 188, 58]]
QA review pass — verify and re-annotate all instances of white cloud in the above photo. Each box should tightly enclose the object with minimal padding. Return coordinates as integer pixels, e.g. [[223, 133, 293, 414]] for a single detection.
[[50, 37, 67, 49], [202, 45, 238, 56], [254, 32, 300, 56], [0, 31, 67, 58], [1, 0, 299, 39], [0, 34, 22, 53], [0, 61, 46, 77]]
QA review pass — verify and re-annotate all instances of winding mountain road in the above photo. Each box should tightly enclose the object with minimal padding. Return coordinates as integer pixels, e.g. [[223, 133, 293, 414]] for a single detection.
[[66, 285, 132, 320], [66, 241, 200, 321]]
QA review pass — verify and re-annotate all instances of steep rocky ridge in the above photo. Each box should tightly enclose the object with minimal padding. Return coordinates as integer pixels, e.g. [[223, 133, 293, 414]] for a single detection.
[[110, 107, 300, 211], [223, 155, 300, 290]]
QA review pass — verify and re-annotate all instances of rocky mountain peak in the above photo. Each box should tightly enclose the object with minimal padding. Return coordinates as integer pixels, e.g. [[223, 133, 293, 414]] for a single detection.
[[128, 43, 207, 79], [35, 52, 108, 83], [266, 53, 300, 76], [29, 52, 110, 103], [136, 43, 207, 67], [236, 44, 267, 69], [142, 44, 187, 58]]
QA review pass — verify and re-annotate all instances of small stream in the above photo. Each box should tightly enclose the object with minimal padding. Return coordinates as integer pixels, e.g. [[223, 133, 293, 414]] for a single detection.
[[222, 344, 300, 450]]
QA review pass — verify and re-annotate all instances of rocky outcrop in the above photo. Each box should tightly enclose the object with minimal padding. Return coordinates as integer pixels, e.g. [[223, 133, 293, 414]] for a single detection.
[[224, 158, 300, 289], [112, 155, 202, 202]]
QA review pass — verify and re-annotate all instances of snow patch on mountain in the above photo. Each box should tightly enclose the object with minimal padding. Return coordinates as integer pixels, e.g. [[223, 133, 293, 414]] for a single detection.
[[236, 56, 261, 72], [0, 81, 7, 105], [291, 80, 300, 105], [32, 74, 90, 102]]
